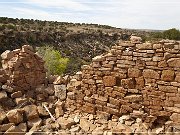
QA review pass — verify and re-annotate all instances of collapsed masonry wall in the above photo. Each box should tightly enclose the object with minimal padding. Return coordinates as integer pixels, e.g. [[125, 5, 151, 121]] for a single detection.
[[69, 39, 180, 124], [1, 45, 46, 92]]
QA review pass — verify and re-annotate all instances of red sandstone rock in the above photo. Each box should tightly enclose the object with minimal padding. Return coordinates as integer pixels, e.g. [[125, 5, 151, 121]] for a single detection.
[[161, 70, 175, 81], [6, 109, 24, 124], [143, 69, 160, 79], [167, 58, 180, 67], [128, 68, 141, 78], [103, 76, 116, 87], [23, 105, 39, 120]]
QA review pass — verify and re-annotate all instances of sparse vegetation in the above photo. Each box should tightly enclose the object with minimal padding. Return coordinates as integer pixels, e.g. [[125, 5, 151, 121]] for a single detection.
[[36, 46, 69, 76], [1, 17, 179, 74], [143, 28, 180, 41]]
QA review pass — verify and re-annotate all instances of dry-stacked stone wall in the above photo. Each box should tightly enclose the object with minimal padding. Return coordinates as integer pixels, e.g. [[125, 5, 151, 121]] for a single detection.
[[71, 40, 180, 124], [1, 45, 46, 92]]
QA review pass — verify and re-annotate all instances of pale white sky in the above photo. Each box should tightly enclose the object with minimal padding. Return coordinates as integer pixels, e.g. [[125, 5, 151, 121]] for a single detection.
[[0, 0, 179, 30]]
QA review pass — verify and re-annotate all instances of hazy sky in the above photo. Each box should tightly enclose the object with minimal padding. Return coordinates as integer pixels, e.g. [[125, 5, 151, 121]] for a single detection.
[[0, 0, 179, 30]]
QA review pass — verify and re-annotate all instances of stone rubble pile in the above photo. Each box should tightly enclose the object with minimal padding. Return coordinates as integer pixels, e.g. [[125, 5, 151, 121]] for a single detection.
[[0, 46, 68, 134]]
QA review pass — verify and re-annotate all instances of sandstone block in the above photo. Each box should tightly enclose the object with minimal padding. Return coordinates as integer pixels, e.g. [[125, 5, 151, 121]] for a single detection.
[[18, 123, 27, 132], [124, 94, 143, 102], [170, 113, 180, 123], [128, 68, 141, 78], [1, 50, 14, 60], [0, 111, 6, 125], [27, 118, 42, 129], [6, 109, 24, 124], [11, 91, 23, 98], [82, 103, 96, 114], [109, 97, 120, 106], [135, 77, 145, 88], [103, 76, 116, 87], [161, 70, 175, 81], [24, 105, 39, 120], [0, 123, 15, 132], [96, 111, 110, 120], [54, 84, 67, 101], [130, 36, 142, 44], [158, 85, 177, 93], [37, 106, 49, 117], [175, 73, 180, 82], [0, 90, 7, 101], [143, 69, 160, 79], [167, 58, 180, 67], [57, 117, 75, 129], [15, 97, 28, 105], [92, 55, 105, 62], [55, 101, 64, 118], [136, 43, 152, 50], [121, 78, 135, 89]]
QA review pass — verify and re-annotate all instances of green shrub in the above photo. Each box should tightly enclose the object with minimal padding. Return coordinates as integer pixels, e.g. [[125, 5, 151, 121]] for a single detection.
[[0, 25, 5, 31], [163, 28, 180, 40], [149, 28, 180, 40], [36, 46, 69, 76], [6, 24, 17, 30]]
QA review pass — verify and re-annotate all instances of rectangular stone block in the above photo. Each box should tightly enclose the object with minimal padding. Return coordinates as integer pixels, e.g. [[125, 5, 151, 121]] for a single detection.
[[103, 76, 116, 87], [158, 85, 178, 93], [109, 97, 120, 106]]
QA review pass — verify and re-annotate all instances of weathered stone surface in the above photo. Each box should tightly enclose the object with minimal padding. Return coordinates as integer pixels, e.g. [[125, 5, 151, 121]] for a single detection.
[[0, 90, 7, 101], [27, 118, 42, 129], [53, 76, 68, 85], [0, 111, 6, 124], [0, 69, 8, 83], [103, 76, 116, 87], [57, 117, 75, 129], [37, 106, 49, 117], [54, 85, 67, 100], [80, 118, 96, 132], [128, 68, 141, 78], [92, 55, 105, 62], [130, 36, 142, 44], [143, 69, 160, 79], [24, 105, 39, 120], [1, 50, 14, 60], [136, 43, 152, 50], [158, 85, 177, 93], [161, 70, 175, 81], [18, 123, 27, 132], [6, 109, 24, 124], [83, 103, 96, 114], [0, 123, 15, 132], [96, 111, 110, 120], [55, 101, 64, 118], [121, 78, 135, 89], [175, 73, 180, 82], [14, 97, 28, 106], [170, 113, 180, 123], [11, 91, 23, 98], [124, 95, 143, 102], [167, 58, 180, 67]]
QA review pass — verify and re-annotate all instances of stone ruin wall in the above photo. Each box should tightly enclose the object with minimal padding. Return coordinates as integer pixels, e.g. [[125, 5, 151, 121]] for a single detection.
[[68, 40, 180, 124], [0, 45, 46, 93], [0, 40, 180, 132]]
